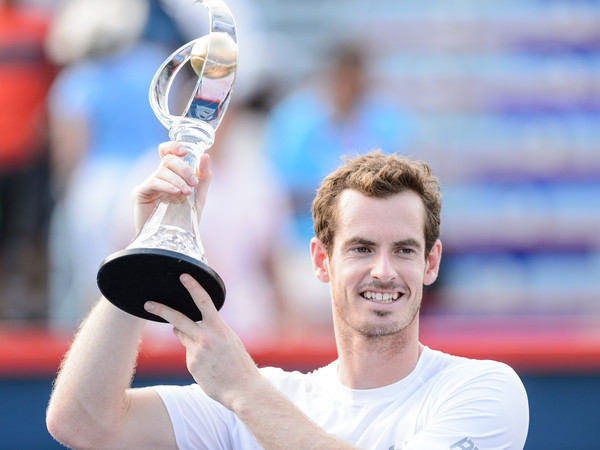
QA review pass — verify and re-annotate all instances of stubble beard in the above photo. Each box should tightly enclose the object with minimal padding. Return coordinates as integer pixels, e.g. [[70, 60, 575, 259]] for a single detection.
[[333, 285, 422, 340], [360, 302, 421, 338]]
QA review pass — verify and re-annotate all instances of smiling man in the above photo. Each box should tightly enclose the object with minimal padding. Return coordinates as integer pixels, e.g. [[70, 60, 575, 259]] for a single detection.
[[47, 144, 529, 449]]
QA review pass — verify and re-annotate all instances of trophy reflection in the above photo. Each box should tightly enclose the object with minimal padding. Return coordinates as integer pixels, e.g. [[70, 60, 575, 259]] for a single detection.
[[97, 0, 237, 322]]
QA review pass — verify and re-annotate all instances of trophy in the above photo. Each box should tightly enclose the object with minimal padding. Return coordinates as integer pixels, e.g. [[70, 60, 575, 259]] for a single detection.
[[97, 0, 238, 322]]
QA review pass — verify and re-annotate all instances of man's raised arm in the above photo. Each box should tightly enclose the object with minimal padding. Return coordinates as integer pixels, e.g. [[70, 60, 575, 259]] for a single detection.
[[46, 142, 204, 448]]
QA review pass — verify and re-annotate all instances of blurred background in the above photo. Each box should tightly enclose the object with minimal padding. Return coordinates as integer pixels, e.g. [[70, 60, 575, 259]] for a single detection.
[[1, 0, 599, 448]]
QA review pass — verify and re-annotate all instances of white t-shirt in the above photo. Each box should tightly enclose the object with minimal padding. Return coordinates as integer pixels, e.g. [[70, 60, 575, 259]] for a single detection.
[[152, 346, 529, 449]]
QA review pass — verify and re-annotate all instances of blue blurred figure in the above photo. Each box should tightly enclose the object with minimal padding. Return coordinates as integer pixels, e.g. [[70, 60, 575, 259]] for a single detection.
[[264, 43, 415, 246]]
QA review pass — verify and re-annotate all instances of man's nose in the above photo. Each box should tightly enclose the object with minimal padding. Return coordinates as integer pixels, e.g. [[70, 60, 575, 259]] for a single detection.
[[370, 252, 397, 281]]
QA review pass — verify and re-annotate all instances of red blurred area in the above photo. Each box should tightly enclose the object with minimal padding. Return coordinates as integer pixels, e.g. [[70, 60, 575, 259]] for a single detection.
[[2, 315, 599, 378]]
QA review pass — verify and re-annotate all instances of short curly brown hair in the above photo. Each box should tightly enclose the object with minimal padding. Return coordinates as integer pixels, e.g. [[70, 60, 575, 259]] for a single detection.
[[312, 150, 441, 257]]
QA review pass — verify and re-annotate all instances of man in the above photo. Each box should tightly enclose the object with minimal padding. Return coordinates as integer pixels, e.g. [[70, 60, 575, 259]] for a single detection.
[[46, 142, 529, 449]]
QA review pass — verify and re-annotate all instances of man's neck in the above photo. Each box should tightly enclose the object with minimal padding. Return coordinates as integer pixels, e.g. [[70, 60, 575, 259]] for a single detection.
[[334, 319, 422, 390]]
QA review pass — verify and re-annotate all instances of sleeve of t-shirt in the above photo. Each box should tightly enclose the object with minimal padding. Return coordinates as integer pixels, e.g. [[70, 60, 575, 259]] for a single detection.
[[152, 384, 234, 449], [401, 361, 529, 450], [152, 384, 261, 450]]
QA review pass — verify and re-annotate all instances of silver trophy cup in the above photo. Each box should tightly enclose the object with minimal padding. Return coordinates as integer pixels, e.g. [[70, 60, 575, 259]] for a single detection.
[[97, 0, 238, 322]]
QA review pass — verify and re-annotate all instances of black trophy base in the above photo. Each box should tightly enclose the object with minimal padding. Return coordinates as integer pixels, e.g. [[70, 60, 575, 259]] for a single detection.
[[97, 248, 225, 322]]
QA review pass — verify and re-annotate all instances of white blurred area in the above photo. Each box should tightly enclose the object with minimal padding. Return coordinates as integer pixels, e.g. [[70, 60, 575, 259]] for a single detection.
[[1, 0, 600, 335]]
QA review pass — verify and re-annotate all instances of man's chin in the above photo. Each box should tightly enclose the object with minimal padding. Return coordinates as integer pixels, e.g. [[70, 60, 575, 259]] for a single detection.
[[357, 321, 405, 338]]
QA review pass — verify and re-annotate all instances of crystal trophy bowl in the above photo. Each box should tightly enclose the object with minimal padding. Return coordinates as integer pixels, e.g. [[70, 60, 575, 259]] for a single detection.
[[97, 0, 237, 322]]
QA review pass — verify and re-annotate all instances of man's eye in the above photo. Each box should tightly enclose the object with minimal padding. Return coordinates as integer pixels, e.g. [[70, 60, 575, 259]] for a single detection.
[[354, 247, 369, 253], [399, 248, 414, 254]]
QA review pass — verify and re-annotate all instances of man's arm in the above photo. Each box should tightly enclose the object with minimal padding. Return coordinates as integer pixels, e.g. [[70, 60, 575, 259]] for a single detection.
[[46, 299, 176, 449], [46, 142, 204, 448]]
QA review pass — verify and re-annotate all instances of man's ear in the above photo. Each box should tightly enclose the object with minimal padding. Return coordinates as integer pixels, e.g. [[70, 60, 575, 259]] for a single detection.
[[311, 237, 330, 283], [424, 239, 442, 286]]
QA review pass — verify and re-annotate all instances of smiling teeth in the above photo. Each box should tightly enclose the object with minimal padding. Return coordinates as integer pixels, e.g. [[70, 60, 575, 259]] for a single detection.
[[362, 291, 400, 303]]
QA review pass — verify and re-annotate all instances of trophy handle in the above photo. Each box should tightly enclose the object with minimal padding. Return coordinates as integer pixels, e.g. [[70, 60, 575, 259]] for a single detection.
[[149, 0, 238, 151], [148, 39, 197, 131]]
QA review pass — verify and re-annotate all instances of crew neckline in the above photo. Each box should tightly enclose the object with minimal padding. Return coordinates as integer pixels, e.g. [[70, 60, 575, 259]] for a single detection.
[[327, 346, 431, 405]]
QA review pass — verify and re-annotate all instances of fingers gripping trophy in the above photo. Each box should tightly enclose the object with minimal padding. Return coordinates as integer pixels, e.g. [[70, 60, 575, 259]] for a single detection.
[[97, 0, 238, 322]]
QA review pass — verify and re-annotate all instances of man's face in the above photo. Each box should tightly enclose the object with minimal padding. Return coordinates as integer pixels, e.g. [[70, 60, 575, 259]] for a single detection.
[[311, 189, 441, 338]]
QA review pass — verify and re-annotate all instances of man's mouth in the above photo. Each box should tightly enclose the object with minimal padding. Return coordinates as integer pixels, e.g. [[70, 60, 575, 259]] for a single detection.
[[360, 291, 401, 304]]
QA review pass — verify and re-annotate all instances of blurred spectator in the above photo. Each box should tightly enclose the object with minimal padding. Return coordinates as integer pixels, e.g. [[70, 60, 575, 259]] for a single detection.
[[45, 0, 181, 330], [264, 42, 416, 244], [0, 0, 56, 320], [263, 41, 416, 328]]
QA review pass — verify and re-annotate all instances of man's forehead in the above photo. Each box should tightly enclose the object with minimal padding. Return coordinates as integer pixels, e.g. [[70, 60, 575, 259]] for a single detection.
[[337, 189, 425, 216], [335, 190, 427, 236]]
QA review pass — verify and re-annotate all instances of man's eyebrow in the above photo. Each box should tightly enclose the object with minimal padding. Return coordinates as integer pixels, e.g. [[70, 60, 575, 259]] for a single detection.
[[394, 238, 423, 250], [342, 237, 376, 247], [342, 237, 423, 250]]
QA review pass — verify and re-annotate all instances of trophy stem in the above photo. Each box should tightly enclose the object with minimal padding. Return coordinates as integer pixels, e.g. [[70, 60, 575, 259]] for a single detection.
[[169, 118, 215, 155], [168, 119, 215, 224]]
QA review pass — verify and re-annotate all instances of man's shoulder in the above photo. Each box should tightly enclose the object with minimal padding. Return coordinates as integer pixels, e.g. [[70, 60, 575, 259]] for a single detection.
[[421, 346, 527, 397], [424, 346, 516, 372]]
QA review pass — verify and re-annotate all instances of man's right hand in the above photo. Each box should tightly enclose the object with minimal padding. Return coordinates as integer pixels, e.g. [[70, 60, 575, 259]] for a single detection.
[[132, 141, 212, 232]]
